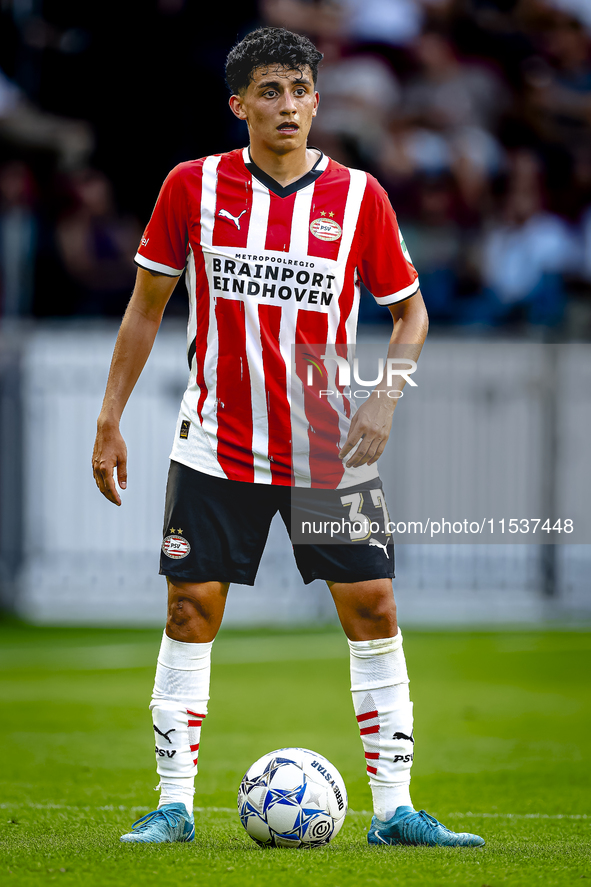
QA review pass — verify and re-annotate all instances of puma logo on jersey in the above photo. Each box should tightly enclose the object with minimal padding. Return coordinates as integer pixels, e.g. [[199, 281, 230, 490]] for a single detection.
[[369, 537, 389, 558], [219, 208, 247, 229]]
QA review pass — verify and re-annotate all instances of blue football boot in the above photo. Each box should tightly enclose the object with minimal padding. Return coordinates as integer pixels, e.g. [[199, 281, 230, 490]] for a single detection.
[[120, 802, 195, 843], [367, 806, 485, 847]]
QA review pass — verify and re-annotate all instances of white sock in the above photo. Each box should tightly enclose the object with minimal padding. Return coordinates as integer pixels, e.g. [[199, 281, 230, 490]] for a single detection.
[[349, 631, 414, 821], [150, 630, 213, 817]]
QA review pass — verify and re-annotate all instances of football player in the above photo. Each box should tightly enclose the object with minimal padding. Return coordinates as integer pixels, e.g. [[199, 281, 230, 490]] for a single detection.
[[92, 26, 484, 849]]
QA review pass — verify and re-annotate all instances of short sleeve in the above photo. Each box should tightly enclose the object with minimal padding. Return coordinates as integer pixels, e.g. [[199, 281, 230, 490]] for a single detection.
[[357, 176, 420, 305], [135, 165, 189, 277]]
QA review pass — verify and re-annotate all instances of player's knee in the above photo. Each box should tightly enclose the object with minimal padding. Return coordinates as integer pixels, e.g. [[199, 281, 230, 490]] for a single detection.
[[169, 592, 215, 625], [166, 580, 228, 636], [167, 594, 201, 629], [354, 593, 397, 633]]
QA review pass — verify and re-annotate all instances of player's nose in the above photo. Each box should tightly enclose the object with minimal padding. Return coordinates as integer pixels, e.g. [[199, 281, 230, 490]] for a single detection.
[[279, 91, 297, 112]]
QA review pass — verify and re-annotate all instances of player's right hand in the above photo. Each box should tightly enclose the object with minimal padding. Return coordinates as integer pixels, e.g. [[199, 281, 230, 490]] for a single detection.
[[92, 421, 128, 506]]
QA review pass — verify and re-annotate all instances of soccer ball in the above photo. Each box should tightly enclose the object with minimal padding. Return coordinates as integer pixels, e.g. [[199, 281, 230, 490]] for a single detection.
[[237, 747, 348, 848]]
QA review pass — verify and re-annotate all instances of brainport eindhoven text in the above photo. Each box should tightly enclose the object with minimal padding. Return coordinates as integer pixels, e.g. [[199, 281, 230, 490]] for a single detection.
[[212, 256, 335, 305]]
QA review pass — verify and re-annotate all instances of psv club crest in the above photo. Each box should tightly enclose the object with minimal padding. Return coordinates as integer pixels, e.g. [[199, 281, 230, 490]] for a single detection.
[[162, 531, 191, 559], [310, 216, 342, 242]]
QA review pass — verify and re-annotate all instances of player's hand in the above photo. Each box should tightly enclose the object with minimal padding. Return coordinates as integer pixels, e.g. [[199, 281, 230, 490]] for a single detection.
[[92, 420, 127, 506], [339, 395, 395, 469]]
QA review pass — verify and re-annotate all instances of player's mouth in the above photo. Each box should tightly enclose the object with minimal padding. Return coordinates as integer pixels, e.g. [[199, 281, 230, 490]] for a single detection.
[[277, 123, 299, 134]]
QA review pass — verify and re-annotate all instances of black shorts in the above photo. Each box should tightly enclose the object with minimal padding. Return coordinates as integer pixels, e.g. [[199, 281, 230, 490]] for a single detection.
[[160, 461, 395, 586]]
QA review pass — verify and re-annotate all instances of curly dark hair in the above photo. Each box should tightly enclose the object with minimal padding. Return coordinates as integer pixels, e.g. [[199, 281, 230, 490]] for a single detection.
[[225, 27, 323, 95]]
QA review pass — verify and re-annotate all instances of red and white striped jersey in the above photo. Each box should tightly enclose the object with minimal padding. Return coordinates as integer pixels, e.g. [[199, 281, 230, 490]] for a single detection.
[[135, 148, 419, 488]]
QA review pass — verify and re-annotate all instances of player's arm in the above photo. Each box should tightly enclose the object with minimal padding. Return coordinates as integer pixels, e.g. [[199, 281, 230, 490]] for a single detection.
[[339, 289, 428, 468], [92, 267, 179, 505]]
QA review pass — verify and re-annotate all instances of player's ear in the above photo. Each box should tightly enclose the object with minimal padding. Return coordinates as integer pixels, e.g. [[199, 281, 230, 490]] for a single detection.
[[229, 94, 247, 121], [312, 91, 319, 117]]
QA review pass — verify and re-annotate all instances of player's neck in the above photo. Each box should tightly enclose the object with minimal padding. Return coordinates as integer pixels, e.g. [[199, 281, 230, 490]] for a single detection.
[[248, 144, 320, 188]]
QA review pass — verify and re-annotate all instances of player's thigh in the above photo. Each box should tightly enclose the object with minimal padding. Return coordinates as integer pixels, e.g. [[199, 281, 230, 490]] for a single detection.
[[160, 461, 280, 586]]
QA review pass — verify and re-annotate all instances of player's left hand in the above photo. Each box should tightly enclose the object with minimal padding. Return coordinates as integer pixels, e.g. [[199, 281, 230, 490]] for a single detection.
[[339, 395, 395, 468]]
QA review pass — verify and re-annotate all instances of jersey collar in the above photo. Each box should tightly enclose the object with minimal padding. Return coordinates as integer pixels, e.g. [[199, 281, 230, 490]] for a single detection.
[[242, 147, 328, 198]]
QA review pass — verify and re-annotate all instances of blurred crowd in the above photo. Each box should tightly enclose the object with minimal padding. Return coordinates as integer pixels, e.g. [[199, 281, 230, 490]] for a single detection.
[[1, 0, 591, 335]]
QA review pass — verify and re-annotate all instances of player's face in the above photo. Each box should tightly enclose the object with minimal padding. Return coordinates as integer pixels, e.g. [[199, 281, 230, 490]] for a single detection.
[[229, 65, 319, 155]]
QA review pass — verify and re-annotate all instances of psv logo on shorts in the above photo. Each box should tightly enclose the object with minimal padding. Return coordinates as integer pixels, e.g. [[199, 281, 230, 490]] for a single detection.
[[162, 534, 191, 559]]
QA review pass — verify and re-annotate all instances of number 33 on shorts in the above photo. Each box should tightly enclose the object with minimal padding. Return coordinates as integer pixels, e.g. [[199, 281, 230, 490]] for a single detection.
[[340, 489, 392, 543]]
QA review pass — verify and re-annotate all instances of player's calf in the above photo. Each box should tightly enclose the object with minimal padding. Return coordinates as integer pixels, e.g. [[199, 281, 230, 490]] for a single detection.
[[150, 630, 213, 816]]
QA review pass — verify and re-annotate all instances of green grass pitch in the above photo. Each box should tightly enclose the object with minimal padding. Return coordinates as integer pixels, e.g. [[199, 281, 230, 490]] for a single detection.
[[1, 618, 590, 886]]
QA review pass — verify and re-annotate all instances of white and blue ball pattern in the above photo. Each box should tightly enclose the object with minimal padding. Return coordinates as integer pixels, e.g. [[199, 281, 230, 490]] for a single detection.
[[238, 747, 348, 848]]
